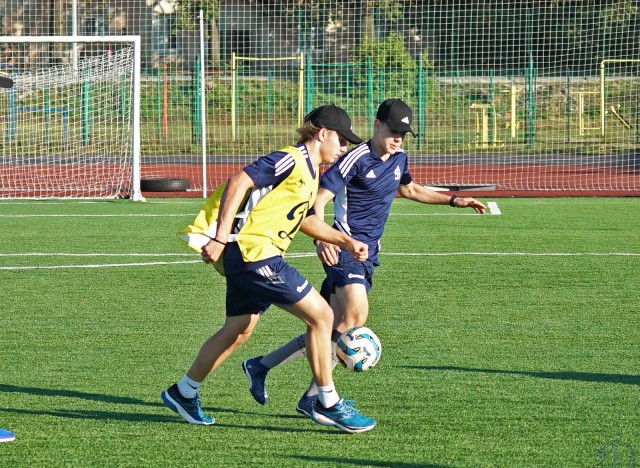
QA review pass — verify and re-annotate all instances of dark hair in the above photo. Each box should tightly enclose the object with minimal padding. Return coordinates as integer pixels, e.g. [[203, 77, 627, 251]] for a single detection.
[[296, 121, 322, 144]]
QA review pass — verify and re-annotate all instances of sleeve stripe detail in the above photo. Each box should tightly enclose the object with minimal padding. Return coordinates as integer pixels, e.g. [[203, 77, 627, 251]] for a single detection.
[[274, 154, 295, 177], [338, 144, 368, 176]]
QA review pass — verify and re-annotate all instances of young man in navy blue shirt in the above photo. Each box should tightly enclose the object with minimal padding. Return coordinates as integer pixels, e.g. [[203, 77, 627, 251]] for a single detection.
[[243, 99, 486, 416]]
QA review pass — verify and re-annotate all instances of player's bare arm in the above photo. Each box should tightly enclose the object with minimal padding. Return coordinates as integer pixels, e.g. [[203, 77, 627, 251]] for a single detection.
[[201, 171, 255, 264], [397, 182, 487, 214], [310, 187, 342, 265], [300, 215, 368, 262]]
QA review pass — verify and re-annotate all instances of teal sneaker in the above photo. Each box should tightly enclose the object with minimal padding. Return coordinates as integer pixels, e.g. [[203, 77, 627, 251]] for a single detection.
[[161, 384, 215, 426], [311, 398, 376, 434], [297, 395, 358, 419], [296, 393, 317, 417], [0, 429, 15, 443], [242, 356, 269, 405]]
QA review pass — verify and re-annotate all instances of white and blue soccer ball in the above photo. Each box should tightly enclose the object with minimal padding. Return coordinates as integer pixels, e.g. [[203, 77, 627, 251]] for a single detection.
[[336, 326, 382, 372]]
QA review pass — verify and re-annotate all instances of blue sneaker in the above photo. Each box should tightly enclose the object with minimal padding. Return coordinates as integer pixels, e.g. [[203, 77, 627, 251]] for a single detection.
[[296, 393, 317, 417], [242, 356, 269, 405], [0, 429, 15, 443], [311, 398, 376, 433], [161, 384, 215, 425], [297, 395, 358, 419]]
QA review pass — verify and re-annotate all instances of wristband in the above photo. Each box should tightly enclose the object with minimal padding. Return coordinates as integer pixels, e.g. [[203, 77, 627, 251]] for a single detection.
[[449, 195, 458, 207], [212, 238, 227, 246]]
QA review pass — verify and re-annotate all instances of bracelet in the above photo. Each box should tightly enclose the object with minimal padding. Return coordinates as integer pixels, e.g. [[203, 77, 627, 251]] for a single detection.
[[212, 238, 227, 246], [449, 195, 458, 207]]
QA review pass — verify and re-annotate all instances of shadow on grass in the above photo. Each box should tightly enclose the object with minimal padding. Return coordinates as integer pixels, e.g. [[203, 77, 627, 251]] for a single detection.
[[213, 422, 328, 434], [403, 366, 640, 385], [0, 384, 162, 407], [0, 407, 326, 432], [0, 384, 311, 424], [285, 455, 448, 467], [0, 407, 177, 423]]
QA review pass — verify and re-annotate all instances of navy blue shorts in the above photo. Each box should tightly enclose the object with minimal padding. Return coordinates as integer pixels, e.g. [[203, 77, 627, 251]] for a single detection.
[[322, 249, 375, 295], [225, 257, 313, 317]]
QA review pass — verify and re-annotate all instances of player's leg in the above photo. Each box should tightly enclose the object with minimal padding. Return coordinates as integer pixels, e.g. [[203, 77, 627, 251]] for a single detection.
[[242, 278, 338, 405], [242, 330, 306, 405], [162, 313, 260, 425], [278, 287, 376, 433], [162, 275, 263, 425], [278, 287, 335, 390], [187, 313, 261, 382], [296, 282, 369, 415], [332, 282, 370, 330], [329, 251, 374, 331], [298, 255, 374, 411]]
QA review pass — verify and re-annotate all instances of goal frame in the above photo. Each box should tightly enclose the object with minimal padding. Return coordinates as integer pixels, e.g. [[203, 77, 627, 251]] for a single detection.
[[0, 35, 143, 201]]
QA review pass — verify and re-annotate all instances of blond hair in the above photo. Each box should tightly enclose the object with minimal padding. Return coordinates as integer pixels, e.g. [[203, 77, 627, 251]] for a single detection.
[[296, 121, 322, 145]]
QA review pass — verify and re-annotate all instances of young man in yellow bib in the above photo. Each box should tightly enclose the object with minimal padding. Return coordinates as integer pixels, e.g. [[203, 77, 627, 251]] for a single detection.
[[162, 105, 377, 433]]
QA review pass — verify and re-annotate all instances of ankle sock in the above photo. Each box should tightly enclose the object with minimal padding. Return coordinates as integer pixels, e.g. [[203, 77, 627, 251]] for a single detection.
[[177, 375, 201, 399]]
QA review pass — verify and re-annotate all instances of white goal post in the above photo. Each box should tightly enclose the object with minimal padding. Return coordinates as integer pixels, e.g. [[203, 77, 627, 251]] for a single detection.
[[0, 36, 142, 200]]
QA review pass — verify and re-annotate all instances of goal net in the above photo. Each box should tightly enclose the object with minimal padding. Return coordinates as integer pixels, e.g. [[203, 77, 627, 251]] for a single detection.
[[0, 36, 141, 200], [4, 4, 639, 196], [147, 2, 640, 195]]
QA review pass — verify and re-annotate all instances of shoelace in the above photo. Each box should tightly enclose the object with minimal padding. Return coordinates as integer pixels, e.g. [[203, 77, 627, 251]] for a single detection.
[[335, 400, 357, 416]]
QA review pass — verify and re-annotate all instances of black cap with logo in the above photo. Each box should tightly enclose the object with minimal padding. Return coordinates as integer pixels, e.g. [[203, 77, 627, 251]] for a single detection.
[[304, 104, 363, 144], [376, 98, 416, 137]]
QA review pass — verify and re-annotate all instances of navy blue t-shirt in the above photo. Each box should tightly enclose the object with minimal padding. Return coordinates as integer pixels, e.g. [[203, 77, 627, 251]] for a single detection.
[[320, 141, 412, 264]]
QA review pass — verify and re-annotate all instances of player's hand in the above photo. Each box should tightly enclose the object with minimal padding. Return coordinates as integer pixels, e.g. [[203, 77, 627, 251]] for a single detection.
[[346, 239, 368, 263], [455, 197, 487, 214], [201, 239, 225, 264], [316, 241, 341, 266]]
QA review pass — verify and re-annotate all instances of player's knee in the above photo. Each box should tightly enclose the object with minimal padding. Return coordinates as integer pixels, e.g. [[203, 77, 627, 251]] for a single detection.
[[344, 309, 369, 328], [235, 328, 253, 346], [306, 304, 334, 331], [219, 320, 254, 348]]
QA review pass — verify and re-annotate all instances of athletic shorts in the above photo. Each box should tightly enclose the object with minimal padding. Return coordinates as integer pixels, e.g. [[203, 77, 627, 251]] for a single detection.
[[225, 257, 313, 317], [322, 249, 375, 295]]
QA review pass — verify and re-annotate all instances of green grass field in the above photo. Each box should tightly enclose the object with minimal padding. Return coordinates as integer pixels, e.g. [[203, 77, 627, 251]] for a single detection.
[[0, 197, 638, 467]]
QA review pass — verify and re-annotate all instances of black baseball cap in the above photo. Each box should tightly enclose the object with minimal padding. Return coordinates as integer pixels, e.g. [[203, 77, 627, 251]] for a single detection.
[[376, 98, 416, 137], [304, 104, 363, 144]]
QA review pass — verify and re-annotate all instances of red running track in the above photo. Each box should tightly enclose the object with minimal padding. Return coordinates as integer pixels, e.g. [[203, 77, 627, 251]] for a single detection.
[[1, 163, 639, 198]]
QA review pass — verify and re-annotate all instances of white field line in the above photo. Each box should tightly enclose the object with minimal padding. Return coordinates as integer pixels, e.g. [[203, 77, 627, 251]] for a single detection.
[[0, 214, 194, 217], [0, 251, 637, 271], [0, 260, 201, 270], [0, 253, 194, 257], [0, 201, 201, 205], [381, 252, 640, 257], [0, 212, 481, 218], [0, 200, 202, 205]]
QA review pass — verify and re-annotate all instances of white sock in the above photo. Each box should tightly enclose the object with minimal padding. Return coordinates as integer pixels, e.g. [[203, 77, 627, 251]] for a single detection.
[[177, 375, 201, 399], [260, 333, 307, 369], [305, 338, 340, 398], [317, 383, 340, 408]]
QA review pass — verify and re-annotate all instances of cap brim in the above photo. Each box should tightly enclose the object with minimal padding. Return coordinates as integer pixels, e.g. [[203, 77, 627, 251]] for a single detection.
[[337, 129, 363, 144], [386, 122, 416, 137]]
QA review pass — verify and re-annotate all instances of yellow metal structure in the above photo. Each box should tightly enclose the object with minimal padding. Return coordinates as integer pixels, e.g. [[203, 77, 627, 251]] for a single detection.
[[231, 52, 304, 142]]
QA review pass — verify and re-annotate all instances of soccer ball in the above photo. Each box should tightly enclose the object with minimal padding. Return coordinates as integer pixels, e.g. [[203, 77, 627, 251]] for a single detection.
[[336, 326, 382, 372]]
